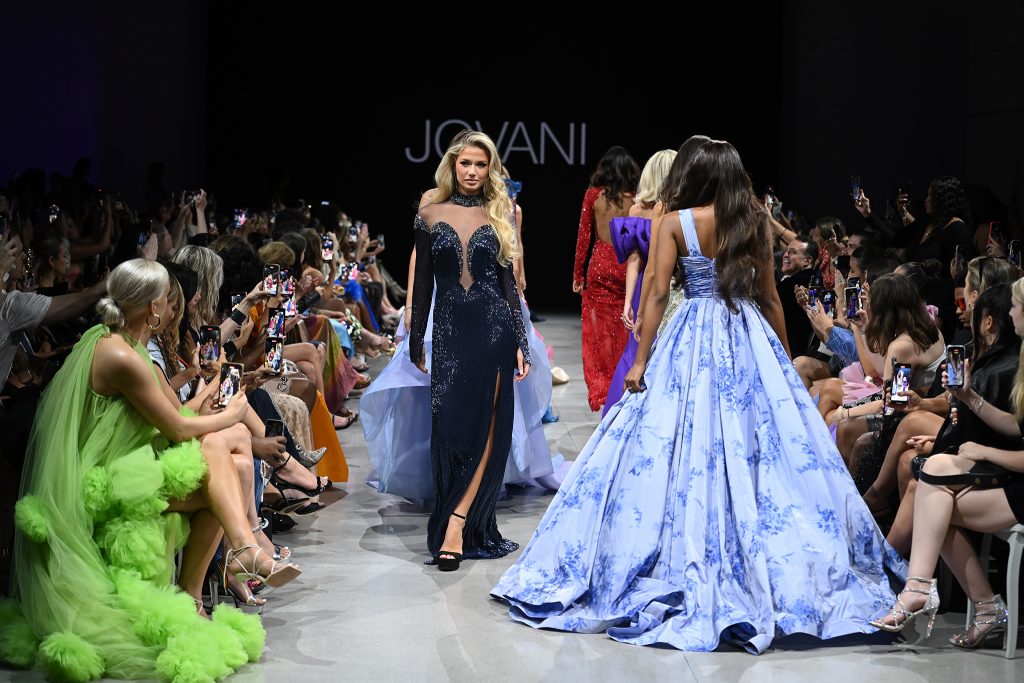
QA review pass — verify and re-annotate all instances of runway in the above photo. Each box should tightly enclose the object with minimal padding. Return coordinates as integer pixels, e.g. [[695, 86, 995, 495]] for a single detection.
[[5, 314, 1017, 682]]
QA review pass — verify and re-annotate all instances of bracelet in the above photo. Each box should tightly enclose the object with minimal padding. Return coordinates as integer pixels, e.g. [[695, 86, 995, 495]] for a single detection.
[[229, 308, 247, 325]]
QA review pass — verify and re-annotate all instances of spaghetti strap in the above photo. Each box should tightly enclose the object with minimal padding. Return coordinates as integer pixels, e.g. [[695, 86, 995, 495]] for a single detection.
[[678, 209, 702, 257]]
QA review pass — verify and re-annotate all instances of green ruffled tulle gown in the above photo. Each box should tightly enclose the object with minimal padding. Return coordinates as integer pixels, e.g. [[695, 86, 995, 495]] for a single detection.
[[0, 324, 264, 682]]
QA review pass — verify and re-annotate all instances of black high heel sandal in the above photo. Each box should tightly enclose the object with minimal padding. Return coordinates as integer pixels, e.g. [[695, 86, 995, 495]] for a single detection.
[[270, 453, 333, 497], [436, 512, 466, 572]]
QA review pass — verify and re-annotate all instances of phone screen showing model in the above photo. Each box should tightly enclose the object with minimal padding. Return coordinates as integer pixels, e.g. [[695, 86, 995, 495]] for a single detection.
[[199, 325, 220, 365], [890, 363, 912, 403], [265, 418, 285, 438], [845, 287, 859, 319], [946, 345, 966, 388], [263, 264, 281, 296], [264, 337, 284, 374], [217, 363, 243, 408], [266, 307, 285, 336], [322, 235, 334, 262]]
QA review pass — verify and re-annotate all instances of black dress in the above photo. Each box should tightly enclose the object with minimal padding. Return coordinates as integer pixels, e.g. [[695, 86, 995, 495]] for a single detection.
[[409, 189, 531, 559]]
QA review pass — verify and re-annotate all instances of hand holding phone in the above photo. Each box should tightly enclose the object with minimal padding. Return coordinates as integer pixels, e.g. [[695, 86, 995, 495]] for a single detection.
[[945, 345, 967, 389], [217, 363, 244, 408], [890, 363, 912, 403]]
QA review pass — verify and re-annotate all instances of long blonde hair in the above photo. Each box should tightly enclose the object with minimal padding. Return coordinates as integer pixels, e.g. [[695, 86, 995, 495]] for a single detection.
[[172, 245, 224, 326], [635, 149, 677, 206], [429, 131, 518, 266], [158, 276, 185, 374], [1010, 278, 1024, 420]]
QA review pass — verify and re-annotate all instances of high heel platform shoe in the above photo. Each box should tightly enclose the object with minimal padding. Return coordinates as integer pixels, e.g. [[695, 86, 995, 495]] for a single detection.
[[950, 595, 1009, 648], [435, 512, 466, 572], [224, 544, 301, 589], [870, 576, 940, 638]]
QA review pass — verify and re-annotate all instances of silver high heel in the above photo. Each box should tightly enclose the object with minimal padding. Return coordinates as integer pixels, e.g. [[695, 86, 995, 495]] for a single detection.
[[870, 576, 940, 637], [950, 595, 1009, 648], [223, 544, 301, 589], [295, 445, 327, 468]]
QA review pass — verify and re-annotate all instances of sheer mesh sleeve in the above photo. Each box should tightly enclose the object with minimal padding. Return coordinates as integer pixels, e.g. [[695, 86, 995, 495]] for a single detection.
[[409, 214, 434, 365], [499, 261, 531, 365]]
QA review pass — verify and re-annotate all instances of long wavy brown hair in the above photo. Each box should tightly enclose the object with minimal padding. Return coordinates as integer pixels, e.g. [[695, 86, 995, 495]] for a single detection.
[[864, 274, 940, 354], [662, 139, 770, 313]]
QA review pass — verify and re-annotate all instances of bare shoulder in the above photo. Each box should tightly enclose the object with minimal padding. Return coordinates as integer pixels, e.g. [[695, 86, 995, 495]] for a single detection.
[[418, 189, 438, 209], [887, 336, 918, 360], [659, 210, 681, 231], [652, 201, 666, 218]]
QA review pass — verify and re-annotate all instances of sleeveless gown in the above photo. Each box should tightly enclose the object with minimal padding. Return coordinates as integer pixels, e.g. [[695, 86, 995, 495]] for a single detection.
[[603, 216, 652, 414], [0, 325, 263, 682], [493, 209, 906, 653], [409, 191, 531, 559]]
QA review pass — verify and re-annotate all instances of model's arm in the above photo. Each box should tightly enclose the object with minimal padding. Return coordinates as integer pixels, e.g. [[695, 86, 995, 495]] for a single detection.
[[572, 188, 599, 290], [408, 215, 434, 368], [515, 205, 526, 293], [758, 240, 791, 359], [632, 212, 681, 368]]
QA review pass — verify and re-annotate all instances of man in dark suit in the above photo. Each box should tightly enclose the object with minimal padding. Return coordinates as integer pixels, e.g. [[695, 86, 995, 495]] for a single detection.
[[776, 236, 818, 357]]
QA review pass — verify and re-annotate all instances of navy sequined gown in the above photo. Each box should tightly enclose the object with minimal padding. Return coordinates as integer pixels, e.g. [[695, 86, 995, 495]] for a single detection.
[[409, 189, 531, 559]]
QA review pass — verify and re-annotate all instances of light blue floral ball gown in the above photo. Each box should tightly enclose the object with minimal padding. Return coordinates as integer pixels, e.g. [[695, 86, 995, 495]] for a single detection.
[[492, 208, 906, 653]]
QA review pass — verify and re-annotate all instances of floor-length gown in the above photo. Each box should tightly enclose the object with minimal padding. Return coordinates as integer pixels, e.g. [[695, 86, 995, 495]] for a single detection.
[[361, 296, 567, 507], [603, 216, 651, 414], [493, 209, 906, 653], [409, 190, 531, 559], [0, 325, 262, 682], [573, 187, 628, 412]]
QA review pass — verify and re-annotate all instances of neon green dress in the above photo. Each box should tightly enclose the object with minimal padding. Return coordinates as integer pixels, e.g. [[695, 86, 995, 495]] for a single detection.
[[0, 325, 264, 682]]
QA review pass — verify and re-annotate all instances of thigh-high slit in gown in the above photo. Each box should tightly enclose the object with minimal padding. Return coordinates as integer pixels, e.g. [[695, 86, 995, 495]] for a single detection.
[[409, 190, 531, 559]]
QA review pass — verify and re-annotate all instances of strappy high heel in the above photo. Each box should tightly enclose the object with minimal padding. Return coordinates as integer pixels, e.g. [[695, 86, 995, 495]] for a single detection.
[[224, 544, 301, 589], [870, 576, 940, 637], [270, 453, 332, 497], [950, 595, 1009, 648], [436, 512, 466, 572]]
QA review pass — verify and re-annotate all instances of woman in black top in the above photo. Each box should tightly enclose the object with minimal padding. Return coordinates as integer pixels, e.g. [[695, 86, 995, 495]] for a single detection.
[[892, 176, 974, 338]]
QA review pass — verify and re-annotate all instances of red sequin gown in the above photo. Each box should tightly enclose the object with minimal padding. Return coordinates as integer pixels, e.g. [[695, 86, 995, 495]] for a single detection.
[[573, 187, 628, 412]]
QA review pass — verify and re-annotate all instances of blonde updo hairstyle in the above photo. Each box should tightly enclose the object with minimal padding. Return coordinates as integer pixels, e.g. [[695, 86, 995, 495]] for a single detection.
[[635, 149, 678, 207], [429, 131, 518, 266], [96, 259, 169, 331]]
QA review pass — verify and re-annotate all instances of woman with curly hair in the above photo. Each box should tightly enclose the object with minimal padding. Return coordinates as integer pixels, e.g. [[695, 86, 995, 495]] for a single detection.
[[895, 175, 974, 337]]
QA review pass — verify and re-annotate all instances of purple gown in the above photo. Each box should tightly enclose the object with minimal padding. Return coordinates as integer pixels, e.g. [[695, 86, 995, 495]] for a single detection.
[[602, 216, 652, 415]]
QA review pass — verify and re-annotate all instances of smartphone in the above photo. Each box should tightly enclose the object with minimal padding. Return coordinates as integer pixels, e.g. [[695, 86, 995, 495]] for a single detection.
[[281, 271, 295, 297], [266, 307, 285, 336], [820, 291, 836, 318], [265, 418, 285, 438], [230, 291, 247, 308], [199, 325, 220, 364], [262, 264, 281, 296], [834, 255, 851, 278], [233, 208, 248, 231], [376, 233, 385, 249], [322, 234, 334, 261], [48, 205, 60, 224], [282, 297, 297, 318], [264, 336, 284, 374], [850, 176, 861, 203], [764, 185, 777, 211], [216, 363, 243, 408], [953, 244, 966, 271], [946, 345, 966, 388], [895, 181, 911, 197], [808, 286, 819, 308], [890, 363, 912, 403], [989, 221, 1004, 246], [138, 230, 152, 247], [845, 287, 860, 319], [1009, 240, 1021, 268]]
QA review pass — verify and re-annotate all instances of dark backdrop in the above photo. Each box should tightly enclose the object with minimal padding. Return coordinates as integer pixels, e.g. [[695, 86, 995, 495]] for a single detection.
[[2, 2, 1021, 312], [204, 6, 783, 311]]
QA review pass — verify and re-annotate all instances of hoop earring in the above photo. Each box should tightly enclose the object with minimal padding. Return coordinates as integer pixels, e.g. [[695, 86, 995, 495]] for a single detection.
[[147, 313, 161, 330]]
